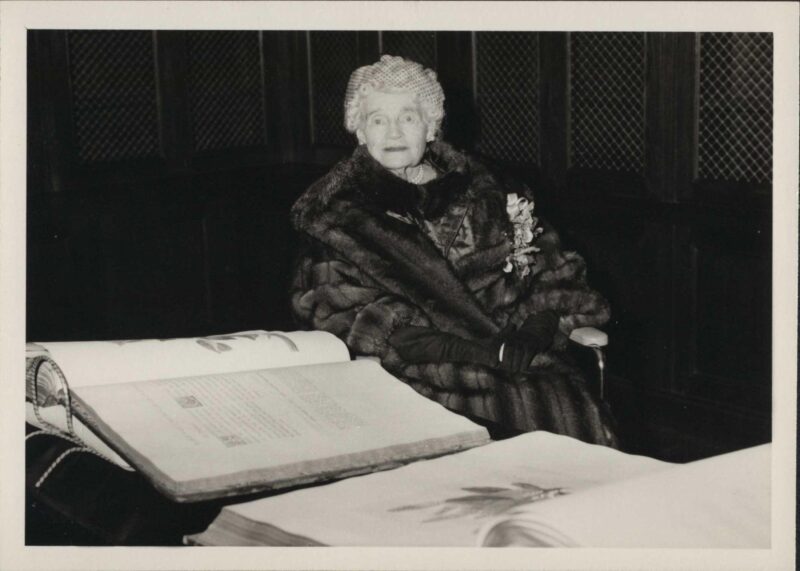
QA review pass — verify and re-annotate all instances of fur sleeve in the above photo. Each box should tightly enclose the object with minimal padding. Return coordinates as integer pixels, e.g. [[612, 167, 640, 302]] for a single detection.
[[514, 219, 611, 348], [460, 169, 611, 347], [290, 239, 432, 359]]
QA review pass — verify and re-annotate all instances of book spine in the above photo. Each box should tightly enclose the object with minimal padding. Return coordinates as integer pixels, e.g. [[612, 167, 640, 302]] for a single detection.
[[26, 355, 121, 485]]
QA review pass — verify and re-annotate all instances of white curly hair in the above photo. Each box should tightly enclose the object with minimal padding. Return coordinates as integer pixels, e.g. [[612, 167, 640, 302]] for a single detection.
[[344, 55, 445, 142]]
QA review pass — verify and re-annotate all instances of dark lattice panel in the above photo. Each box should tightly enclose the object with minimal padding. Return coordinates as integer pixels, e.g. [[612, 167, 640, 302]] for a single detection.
[[381, 31, 437, 70], [67, 31, 160, 164], [569, 33, 646, 172], [698, 33, 772, 186], [309, 31, 359, 147], [187, 31, 266, 152], [474, 32, 539, 165]]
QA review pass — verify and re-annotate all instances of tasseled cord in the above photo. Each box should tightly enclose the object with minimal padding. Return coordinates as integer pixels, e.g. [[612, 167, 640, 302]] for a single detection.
[[25, 355, 129, 488]]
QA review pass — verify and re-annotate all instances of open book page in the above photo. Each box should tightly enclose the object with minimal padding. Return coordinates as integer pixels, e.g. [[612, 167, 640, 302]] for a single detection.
[[70, 360, 489, 501], [478, 443, 771, 548], [188, 431, 671, 546], [31, 330, 349, 391], [25, 331, 349, 456]]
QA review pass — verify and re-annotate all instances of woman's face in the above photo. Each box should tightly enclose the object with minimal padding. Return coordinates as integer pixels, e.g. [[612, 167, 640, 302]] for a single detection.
[[357, 90, 429, 173]]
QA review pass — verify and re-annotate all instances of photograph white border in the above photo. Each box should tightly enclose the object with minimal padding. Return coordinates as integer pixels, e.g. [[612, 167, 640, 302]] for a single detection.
[[1, 2, 796, 570]]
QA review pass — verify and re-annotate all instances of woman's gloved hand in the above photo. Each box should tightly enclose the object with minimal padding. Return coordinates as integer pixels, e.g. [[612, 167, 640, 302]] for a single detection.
[[496, 310, 559, 373], [389, 327, 499, 366], [387, 309, 559, 373]]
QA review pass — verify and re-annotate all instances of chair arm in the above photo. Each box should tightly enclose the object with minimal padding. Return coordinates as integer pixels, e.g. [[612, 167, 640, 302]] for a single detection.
[[568, 327, 608, 347], [568, 327, 608, 400]]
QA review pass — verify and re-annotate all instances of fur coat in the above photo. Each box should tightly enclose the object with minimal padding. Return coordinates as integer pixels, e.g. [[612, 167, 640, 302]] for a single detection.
[[290, 141, 618, 447]]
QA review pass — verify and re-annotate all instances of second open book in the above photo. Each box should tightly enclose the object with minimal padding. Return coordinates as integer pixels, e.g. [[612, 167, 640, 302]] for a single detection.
[[26, 331, 489, 502], [186, 433, 770, 548]]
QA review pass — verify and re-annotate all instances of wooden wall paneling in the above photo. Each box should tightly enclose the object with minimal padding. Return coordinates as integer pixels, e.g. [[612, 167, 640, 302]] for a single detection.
[[26, 237, 79, 340], [538, 32, 569, 192], [608, 379, 771, 462], [30, 189, 208, 342], [154, 31, 192, 173], [27, 31, 106, 339], [674, 213, 772, 412], [380, 31, 438, 69], [695, 33, 773, 195], [564, 204, 771, 461], [307, 31, 360, 156], [258, 31, 279, 158], [566, 33, 647, 197], [554, 200, 681, 457], [290, 31, 314, 162], [183, 31, 272, 171], [691, 34, 773, 209], [97, 186, 209, 339], [298, 29, 379, 162], [559, 201, 676, 392], [248, 184, 303, 331], [263, 31, 312, 163], [262, 31, 291, 162], [186, 166, 311, 334], [694, 237, 771, 393], [472, 32, 541, 169], [355, 31, 380, 67], [178, 164, 331, 335], [27, 193, 106, 340], [66, 31, 161, 165], [201, 192, 247, 332], [27, 31, 51, 196], [236, 166, 329, 331], [64, 31, 167, 189], [259, 31, 278, 159], [676, 227, 701, 392], [645, 33, 697, 203], [29, 31, 76, 193], [435, 32, 477, 150]]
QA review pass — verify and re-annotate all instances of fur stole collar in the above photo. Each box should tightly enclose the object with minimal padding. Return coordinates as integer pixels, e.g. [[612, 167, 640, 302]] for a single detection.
[[292, 141, 503, 338], [292, 141, 483, 230]]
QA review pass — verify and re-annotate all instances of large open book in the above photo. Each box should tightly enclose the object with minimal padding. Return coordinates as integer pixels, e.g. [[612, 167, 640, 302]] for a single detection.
[[478, 442, 771, 548], [25, 331, 490, 502], [185, 431, 672, 546]]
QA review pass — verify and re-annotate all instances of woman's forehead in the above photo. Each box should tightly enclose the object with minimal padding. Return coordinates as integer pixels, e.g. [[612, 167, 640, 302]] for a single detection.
[[362, 90, 420, 114]]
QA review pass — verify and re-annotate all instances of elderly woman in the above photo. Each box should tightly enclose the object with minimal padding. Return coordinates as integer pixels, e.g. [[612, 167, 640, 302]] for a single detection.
[[290, 55, 618, 447]]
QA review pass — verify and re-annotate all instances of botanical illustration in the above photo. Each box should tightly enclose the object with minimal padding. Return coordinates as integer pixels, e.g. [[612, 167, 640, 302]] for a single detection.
[[388, 482, 568, 523], [106, 331, 298, 353]]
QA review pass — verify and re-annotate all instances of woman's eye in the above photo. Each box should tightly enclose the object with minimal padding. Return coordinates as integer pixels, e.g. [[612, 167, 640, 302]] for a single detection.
[[372, 117, 384, 126], [402, 113, 418, 123]]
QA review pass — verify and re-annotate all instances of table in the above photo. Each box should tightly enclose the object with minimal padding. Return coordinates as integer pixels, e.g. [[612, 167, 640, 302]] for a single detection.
[[26, 425, 352, 546]]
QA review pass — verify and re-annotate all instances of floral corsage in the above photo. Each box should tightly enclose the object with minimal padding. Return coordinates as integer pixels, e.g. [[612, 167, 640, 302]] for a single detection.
[[503, 193, 544, 278]]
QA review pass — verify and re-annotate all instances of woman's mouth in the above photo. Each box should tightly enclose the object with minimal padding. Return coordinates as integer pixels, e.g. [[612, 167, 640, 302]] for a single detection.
[[384, 146, 408, 152]]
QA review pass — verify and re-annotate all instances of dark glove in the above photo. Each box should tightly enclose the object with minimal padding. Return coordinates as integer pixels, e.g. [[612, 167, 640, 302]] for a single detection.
[[389, 326, 498, 366], [496, 310, 559, 373]]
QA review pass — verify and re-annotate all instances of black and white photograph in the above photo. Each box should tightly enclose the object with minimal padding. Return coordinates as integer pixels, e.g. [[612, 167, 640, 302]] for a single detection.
[[1, 2, 797, 570]]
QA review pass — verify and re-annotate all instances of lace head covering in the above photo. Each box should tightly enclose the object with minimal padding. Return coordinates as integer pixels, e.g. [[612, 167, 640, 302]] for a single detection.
[[344, 55, 445, 142]]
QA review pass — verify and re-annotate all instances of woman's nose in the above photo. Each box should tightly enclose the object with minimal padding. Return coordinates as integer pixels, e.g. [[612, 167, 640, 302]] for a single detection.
[[387, 119, 402, 138]]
